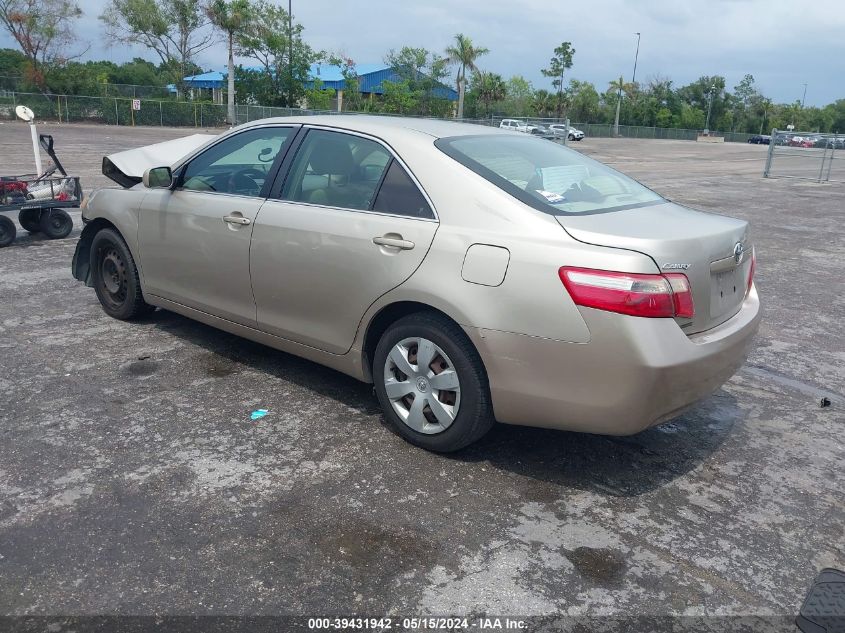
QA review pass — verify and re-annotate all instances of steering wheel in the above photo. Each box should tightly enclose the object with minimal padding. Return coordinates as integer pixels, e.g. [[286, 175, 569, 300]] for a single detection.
[[227, 168, 265, 195]]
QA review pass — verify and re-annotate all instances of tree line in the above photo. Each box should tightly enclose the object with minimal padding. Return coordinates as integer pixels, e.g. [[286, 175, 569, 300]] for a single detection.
[[1, 0, 843, 133]]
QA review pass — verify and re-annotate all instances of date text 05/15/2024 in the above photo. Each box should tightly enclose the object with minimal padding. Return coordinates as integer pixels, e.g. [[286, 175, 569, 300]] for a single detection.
[[307, 617, 527, 630]]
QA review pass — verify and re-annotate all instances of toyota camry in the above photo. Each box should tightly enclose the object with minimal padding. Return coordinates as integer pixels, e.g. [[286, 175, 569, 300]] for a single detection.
[[73, 116, 760, 452]]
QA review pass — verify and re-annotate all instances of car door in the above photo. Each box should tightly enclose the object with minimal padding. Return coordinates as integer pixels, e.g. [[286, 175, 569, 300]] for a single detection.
[[250, 128, 439, 354], [138, 125, 297, 325]]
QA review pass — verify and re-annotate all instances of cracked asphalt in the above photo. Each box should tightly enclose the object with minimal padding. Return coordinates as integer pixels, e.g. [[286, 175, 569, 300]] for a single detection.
[[0, 122, 843, 624]]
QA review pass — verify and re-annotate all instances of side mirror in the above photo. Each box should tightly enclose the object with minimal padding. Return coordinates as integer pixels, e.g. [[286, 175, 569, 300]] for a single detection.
[[143, 166, 173, 189]]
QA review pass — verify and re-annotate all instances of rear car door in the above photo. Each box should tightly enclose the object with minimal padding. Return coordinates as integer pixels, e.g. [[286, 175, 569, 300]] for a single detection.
[[250, 127, 438, 354], [138, 126, 297, 325]]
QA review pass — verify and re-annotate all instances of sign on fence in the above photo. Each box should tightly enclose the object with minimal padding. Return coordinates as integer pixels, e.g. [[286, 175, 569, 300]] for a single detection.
[[132, 99, 141, 111]]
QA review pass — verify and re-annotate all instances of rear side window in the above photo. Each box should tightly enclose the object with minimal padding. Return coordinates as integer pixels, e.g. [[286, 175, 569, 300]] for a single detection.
[[372, 161, 434, 219], [281, 129, 391, 211]]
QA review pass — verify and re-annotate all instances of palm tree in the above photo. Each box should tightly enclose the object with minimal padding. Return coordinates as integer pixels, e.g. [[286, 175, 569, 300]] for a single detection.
[[609, 76, 634, 136], [532, 89, 554, 117], [445, 33, 489, 119], [206, 0, 251, 125], [474, 71, 506, 117]]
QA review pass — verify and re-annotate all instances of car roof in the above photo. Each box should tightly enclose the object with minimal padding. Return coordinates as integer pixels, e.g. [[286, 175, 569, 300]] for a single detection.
[[236, 114, 510, 141]]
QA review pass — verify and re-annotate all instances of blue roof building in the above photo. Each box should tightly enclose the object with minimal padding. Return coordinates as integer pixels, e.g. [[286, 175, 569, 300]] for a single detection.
[[169, 64, 458, 109], [306, 63, 458, 102]]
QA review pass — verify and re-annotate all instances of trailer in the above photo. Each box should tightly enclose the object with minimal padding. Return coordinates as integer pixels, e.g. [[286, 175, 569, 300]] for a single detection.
[[0, 134, 82, 248]]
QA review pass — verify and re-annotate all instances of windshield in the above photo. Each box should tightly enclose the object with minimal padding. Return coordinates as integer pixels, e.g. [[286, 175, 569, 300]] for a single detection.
[[435, 134, 665, 215]]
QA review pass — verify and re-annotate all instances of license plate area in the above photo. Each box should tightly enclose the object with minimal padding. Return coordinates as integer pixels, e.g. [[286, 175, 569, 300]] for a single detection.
[[710, 269, 744, 318]]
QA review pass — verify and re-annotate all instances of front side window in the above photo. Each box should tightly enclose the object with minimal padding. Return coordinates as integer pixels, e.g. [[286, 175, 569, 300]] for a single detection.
[[281, 130, 391, 211], [436, 134, 664, 215], [181, 127, 293, 197]]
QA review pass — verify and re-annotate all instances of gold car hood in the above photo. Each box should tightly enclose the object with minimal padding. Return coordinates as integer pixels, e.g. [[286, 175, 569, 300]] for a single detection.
[[102, 134, 217, 188]]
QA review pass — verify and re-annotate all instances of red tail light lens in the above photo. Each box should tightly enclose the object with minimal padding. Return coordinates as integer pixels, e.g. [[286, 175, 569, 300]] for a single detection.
[[747, 248, 756, 294], [558, 267, 695, 319]]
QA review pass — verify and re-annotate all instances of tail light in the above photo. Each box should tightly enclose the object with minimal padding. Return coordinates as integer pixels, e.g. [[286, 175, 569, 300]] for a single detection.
[[559, 267, 695, 319], [747, 248, 756, 294]]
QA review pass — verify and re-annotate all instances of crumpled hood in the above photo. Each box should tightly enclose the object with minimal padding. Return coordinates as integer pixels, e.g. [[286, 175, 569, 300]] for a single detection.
[[102, 133, 217, 187]]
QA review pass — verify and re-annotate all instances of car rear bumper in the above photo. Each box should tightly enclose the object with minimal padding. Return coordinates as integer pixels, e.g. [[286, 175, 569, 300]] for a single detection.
[[465, 285, 761, 435]]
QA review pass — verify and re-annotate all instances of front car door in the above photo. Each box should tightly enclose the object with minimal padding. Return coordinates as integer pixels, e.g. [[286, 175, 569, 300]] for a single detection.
[[250, 128, 439, 354], [138, 125, 297, 325]]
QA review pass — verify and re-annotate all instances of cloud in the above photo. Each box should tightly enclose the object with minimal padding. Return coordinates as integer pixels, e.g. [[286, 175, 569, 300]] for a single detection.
[[1, 0, 842, 105]]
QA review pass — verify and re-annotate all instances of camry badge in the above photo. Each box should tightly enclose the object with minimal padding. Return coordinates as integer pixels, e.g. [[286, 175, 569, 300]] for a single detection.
[[662, 263, 691, 270], [734, 242, 745, 264]]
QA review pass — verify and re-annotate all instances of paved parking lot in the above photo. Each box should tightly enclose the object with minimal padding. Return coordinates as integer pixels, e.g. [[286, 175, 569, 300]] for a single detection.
[[1, 122, 843, 624]]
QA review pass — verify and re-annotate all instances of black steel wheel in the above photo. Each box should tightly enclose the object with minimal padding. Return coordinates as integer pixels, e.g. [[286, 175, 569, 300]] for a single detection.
[[19, 209, 41, 233], [90, 228, 154, 320], [0, 215, 15, 247], [39, 208, 73, 239]]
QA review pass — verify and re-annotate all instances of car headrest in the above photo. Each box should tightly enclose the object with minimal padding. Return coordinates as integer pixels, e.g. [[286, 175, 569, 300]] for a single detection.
[[309, 136, 354, 176]]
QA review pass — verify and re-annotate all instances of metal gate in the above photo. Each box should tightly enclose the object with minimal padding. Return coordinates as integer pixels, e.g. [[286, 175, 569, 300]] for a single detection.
[[763, 129, 844, 183]]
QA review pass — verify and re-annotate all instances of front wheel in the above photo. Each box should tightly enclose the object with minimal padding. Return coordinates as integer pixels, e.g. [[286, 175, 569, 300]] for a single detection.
[[373, 312, 494, 452], [90, 228, 154, 320]]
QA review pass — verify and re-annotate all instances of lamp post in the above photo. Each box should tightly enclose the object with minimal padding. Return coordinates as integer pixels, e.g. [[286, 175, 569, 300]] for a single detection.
[[288, 0, 293, 109], [632, 32, 641, 85], [705, 84, 716, 134]]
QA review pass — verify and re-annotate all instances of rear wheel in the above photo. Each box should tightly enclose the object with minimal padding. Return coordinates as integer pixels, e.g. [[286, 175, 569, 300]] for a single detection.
[[90, 228, 153, 320], [0, 215, 15, 247], [373, 312, 494, 452], [39, 208, 73, 239], [19, 209, 41, 233]]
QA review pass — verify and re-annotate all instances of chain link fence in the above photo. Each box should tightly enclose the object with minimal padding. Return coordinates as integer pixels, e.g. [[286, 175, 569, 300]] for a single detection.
[[0, 91, 360, 127], [763, 129, 844, 183], [483, 116, 754, 142], [1, 91, 761, 145]]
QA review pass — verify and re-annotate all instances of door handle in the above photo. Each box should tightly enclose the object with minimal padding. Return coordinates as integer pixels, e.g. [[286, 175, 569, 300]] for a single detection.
[[373, 236, 415, 250], [222, 215, 251, 225]]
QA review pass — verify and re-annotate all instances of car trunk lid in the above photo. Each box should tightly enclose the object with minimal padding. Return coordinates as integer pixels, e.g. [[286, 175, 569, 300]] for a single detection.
[[556, 202, 751, 334]]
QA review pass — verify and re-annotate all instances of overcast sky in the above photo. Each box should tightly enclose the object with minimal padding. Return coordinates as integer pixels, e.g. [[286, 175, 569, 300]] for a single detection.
[[4, 0, 843, 106]]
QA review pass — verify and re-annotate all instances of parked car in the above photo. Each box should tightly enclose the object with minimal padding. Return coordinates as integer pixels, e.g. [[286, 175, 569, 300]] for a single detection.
[[747, 135, 771, 145], [73, 116, 760, 452], [499, 119, 539, 134], [548, 124, 586, 140], [529, 123, 551, 136], [787, 135, 816, 148]]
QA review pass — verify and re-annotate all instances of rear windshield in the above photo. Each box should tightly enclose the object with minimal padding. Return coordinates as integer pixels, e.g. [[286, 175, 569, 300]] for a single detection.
[[435, 134, 665, 215]]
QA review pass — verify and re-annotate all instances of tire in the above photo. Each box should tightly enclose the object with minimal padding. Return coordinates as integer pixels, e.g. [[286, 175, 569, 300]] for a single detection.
[[39, 208, 73, 239], [373, 312, 494, 452], [568, 134, 574, 140], [0, 215, 15, 247], [90, 228, 154, 320], [19, 209, 41, 233]]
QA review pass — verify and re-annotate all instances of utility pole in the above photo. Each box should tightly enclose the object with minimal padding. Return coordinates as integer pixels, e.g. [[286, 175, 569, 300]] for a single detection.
[[801, 83, 807, 108], [632, 32, 641, 85], [705, 84, 716, 133], [558, 65, 564, 121], [288, 0, 293, 109]]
